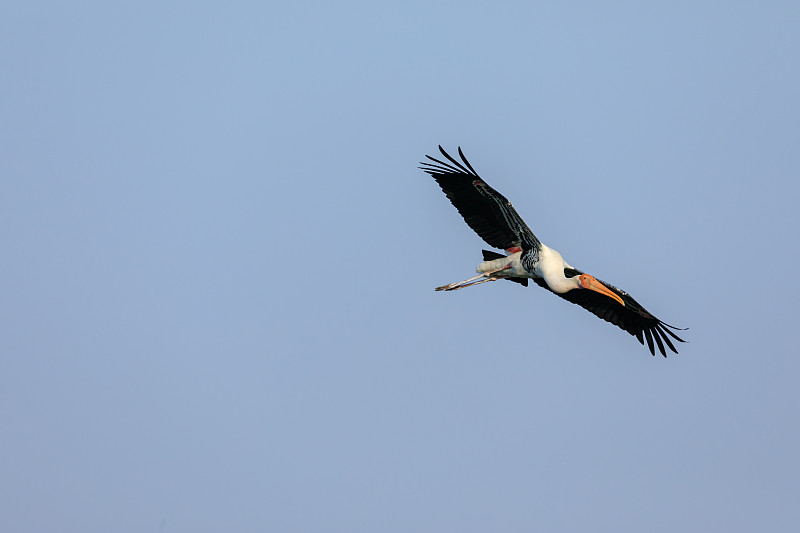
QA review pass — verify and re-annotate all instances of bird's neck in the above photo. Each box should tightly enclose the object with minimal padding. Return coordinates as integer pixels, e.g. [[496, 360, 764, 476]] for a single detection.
[[539, 245, 579, 294]]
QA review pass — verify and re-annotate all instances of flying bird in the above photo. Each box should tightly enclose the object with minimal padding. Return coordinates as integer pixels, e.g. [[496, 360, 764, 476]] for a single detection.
[[421, 146, 686, 357]]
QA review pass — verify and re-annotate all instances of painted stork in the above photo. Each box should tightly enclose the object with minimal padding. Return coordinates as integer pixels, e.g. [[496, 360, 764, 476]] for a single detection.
[[421, 146, 686, 357]]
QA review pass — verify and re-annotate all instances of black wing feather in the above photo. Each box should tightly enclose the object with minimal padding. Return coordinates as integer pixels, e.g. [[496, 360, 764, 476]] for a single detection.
[[656, 324, 678, 353], [644, 329, 656, 356], [534, 268, 686, 357], [421, 146, 541, 252]]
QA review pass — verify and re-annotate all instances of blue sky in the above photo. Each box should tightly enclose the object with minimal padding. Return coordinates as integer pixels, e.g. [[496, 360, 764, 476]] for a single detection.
[[2, 1, 799, 532]]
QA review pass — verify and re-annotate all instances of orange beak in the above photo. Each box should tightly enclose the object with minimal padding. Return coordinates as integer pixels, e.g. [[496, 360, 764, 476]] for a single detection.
[[579, 274, 625, 307]]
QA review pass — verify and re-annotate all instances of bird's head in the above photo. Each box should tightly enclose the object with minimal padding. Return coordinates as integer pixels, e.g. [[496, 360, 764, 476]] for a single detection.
[[578, 274, 625, 307]]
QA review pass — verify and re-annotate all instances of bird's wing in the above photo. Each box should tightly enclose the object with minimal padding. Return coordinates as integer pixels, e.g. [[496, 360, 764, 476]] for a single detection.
[[420, 146, 541, 252], [533, 268, 686, 357]]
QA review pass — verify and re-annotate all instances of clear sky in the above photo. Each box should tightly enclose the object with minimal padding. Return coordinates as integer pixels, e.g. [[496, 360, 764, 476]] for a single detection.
[[2, 1, 799, 532]]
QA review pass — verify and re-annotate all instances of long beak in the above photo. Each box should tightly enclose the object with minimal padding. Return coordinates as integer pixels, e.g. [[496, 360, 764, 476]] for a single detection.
[[580, 274, 625, 306]]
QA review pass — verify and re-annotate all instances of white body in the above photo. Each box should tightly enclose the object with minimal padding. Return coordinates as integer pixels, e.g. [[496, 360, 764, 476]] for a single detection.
[[476, 245, 577, 294]]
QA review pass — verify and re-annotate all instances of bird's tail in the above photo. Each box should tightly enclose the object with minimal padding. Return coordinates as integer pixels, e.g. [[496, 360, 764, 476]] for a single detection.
[[480, 250, 528, 287]]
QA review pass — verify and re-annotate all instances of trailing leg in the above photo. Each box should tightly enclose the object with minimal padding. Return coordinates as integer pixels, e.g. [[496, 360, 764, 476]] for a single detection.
[[434, 267, 507, 291]]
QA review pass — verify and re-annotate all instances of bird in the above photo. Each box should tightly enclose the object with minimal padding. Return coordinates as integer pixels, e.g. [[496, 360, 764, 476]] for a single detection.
[[420, 145, 686, 357]]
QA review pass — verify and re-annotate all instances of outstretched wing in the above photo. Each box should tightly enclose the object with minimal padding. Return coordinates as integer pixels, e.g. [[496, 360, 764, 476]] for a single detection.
[[420, 146, 541, 252], [534, 268, 687, 357]]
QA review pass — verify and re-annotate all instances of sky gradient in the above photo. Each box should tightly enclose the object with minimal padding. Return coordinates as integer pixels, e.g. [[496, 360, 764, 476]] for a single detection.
[[2, 2, 799, 532]]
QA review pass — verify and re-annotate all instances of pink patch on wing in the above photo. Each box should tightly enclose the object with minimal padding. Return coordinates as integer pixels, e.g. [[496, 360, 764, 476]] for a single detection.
[[506, 246, 521, 253]]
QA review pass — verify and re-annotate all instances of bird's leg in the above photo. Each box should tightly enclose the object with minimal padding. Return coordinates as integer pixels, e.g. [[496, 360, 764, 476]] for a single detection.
[[435, 275, 499, 291], [435, 273, 486, 291], [434, 267, 507, 291], [460, 276, 500, 288]]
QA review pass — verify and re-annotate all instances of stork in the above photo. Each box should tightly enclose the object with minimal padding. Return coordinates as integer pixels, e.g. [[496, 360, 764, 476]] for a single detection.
[[421, 146, 686, 357]]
